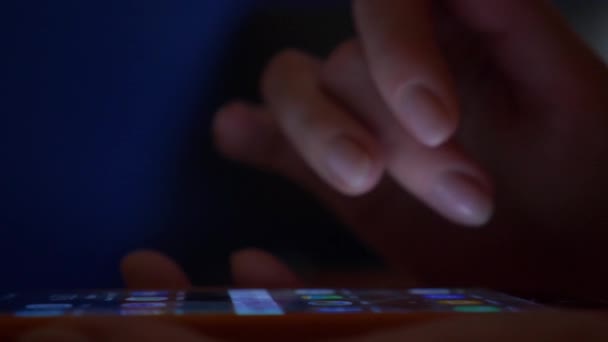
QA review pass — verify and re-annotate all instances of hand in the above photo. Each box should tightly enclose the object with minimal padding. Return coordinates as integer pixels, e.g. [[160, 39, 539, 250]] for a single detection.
[[213, 0, 608, 294], [17, 250, 301, 342]]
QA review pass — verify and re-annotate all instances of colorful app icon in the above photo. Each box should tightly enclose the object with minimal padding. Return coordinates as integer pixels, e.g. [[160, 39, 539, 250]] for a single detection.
[[409, 289, 452, 295], [121, 302, 166, 309], [308, 301, 353, 307], [26, 304, 72, 310], [295, 289, 336, 296], [424, 294, 466, 300], [301, 295, 344, 300], [438, 300, 483, 305], [315, 307, 364, 313], [453, 306, 501, 313], [130, 291, 169, 297], [125, 296, 169, 302], [228, 290, 284, 316]]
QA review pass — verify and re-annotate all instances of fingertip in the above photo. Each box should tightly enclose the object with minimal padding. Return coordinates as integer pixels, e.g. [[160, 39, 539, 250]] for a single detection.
[[121, 250, 191, 289], [212, 101, 258, 157], [397, 84, 459, 147], [212, 101, 281, 166], [432, 171, 495, 227], [325, 135, 385, 196]]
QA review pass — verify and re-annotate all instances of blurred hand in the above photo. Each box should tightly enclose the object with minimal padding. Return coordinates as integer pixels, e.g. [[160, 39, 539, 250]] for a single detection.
[[213, 0, 608, 294]]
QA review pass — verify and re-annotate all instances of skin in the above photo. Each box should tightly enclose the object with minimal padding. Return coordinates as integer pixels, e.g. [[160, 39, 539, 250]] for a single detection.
[[20, 0, 608, 340], [214, 0, 608, 295]]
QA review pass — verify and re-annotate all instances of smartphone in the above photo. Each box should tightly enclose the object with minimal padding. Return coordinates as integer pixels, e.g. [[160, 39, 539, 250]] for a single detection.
[[0, 288, 605, 341]]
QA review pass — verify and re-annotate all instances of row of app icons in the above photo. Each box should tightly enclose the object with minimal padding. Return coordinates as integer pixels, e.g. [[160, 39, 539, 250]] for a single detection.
[[30, 291, 173, 303], [295, 289, 502, 313], [12, 289, 504, 316]]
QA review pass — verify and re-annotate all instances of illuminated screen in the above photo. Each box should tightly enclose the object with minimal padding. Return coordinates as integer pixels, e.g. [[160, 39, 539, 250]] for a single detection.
[[0, 288, 543, 318]]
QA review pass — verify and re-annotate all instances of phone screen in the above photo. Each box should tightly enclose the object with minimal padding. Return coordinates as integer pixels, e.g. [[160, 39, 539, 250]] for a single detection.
[[0, 288, 543, 318]]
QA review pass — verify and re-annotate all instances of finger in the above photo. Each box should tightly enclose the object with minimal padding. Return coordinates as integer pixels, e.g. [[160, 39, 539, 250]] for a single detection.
[[260, 50, 385, 196], [354, 0, 460, 147], [449, 0, 608, 112], [323, 40, 493, 226], [213, 101, 343, 199], [213, 102, 299, 175], [230, 249, 303, 288], [121, 250, 191, 289], [213, 102, 406, 236], [19, 318, 209, 342], [345, 312, 608, 342]]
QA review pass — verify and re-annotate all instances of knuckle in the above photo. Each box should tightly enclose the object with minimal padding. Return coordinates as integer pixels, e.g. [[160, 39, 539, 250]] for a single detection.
[[322, 39, 364, 88]]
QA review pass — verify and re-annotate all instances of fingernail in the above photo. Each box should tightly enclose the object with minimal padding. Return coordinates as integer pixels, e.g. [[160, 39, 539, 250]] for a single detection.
[[399, 85, 455, 147], [19, 329, 90, 342], [433, 172, 494, 226], [326, 137, 373, 192]]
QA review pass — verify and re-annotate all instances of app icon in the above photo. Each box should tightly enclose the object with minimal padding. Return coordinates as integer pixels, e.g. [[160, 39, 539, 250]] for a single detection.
[[26, 304, 72, 310], [15, 310, 65, 317], [308, 301, 353, 307], [409, 289, 451, 295], [438, 300, 483, 305], [295, 289, 336, 296], [229, 290, 284, 316], [121, 302, 166, 309], [315, 307, 363, 313], [424, 294, 466, 300], [120, 309, 164, 316], [125, 296, 169, 302], [301, 295, 343, 300], [453, 306, 501, 313], [130, 291, 169, 297]]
